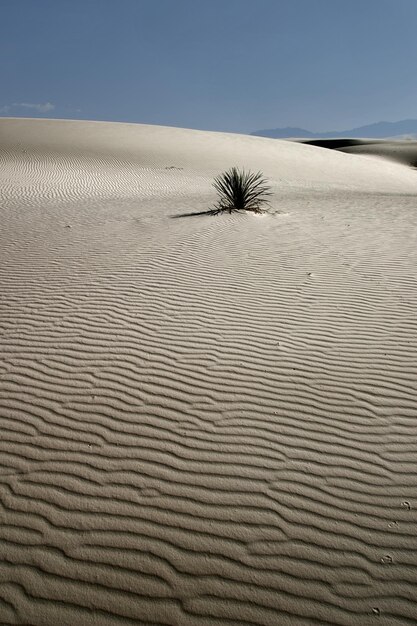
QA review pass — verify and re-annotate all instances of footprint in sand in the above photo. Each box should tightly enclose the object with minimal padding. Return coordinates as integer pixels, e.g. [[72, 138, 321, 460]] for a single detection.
[[388, 521, 399, 529], [380, 555, 393, 564]]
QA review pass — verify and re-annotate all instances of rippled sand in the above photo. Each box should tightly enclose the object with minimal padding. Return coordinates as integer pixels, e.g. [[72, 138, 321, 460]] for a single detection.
[[1, 118, 417, 625]]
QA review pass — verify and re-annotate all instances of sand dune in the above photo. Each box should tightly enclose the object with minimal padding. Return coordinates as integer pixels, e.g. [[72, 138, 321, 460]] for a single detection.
[[1, 118, 417, 625], [337, 141, 417, 169], [298, 137, 417, 168]]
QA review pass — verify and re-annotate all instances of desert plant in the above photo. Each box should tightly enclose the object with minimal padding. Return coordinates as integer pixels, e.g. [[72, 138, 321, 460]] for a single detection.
[[212, 167, 272, 214]]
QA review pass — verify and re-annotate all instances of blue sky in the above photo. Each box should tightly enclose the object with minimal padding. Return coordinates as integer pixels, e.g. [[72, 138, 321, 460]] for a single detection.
[[1, 0, 417, 133]]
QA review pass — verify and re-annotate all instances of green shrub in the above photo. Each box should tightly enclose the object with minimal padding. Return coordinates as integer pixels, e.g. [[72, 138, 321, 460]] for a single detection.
[[212, 167, 272, 214]]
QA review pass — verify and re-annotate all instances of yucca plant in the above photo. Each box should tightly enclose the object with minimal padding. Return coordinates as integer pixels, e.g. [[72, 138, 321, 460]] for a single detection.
[[212, 167, 272, 214]]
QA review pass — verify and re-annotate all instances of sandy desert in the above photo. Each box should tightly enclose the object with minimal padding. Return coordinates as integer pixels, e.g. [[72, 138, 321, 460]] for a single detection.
[[1, 117, 417, 625]]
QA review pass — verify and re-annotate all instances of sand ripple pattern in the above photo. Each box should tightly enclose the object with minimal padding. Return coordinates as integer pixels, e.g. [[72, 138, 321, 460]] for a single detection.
[[0, 149, 212, 210], [1, 119, 417, 625]]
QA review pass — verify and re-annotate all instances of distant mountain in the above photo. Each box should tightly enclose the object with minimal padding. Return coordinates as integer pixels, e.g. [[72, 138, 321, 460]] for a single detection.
[[251, 119, 417, 139]]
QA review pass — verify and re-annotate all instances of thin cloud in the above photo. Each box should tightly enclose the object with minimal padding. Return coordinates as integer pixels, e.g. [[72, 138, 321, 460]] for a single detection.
[[0, 102, 56, 115], [13, 102, 55, 113]]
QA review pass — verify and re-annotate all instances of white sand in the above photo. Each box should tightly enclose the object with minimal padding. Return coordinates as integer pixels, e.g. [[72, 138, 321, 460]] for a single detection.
[[1, 118, 417, 625], [337, 140, 417, 168], [297, 137, 417, 169]]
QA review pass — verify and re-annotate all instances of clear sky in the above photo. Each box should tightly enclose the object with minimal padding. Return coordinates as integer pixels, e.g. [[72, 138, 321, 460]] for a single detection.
[[1, 0, 417, 133]]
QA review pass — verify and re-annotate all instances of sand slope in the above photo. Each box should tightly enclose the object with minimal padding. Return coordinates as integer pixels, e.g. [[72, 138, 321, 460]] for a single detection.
[[1, 118, 417, 625], [338, 140, 417, 169], [297, 137, 417, 168]]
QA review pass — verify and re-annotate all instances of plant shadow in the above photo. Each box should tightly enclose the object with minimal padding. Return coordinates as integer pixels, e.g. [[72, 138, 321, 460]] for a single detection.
[[171, 208, 268, 219], [170, 209, 227, 219]]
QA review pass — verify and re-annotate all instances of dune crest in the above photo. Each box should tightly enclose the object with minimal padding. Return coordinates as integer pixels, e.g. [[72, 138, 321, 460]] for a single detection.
[[1, 118, 417, 625]]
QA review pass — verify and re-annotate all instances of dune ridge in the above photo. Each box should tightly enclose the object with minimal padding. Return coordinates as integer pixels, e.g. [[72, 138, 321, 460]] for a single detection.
[[296, 137, 417, 169], [1, 118, 417, 625]]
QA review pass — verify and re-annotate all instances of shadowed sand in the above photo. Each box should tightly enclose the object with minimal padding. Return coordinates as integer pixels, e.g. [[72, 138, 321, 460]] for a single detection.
[[1, 118, 417, 625], [298, 137, 417, 168]]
